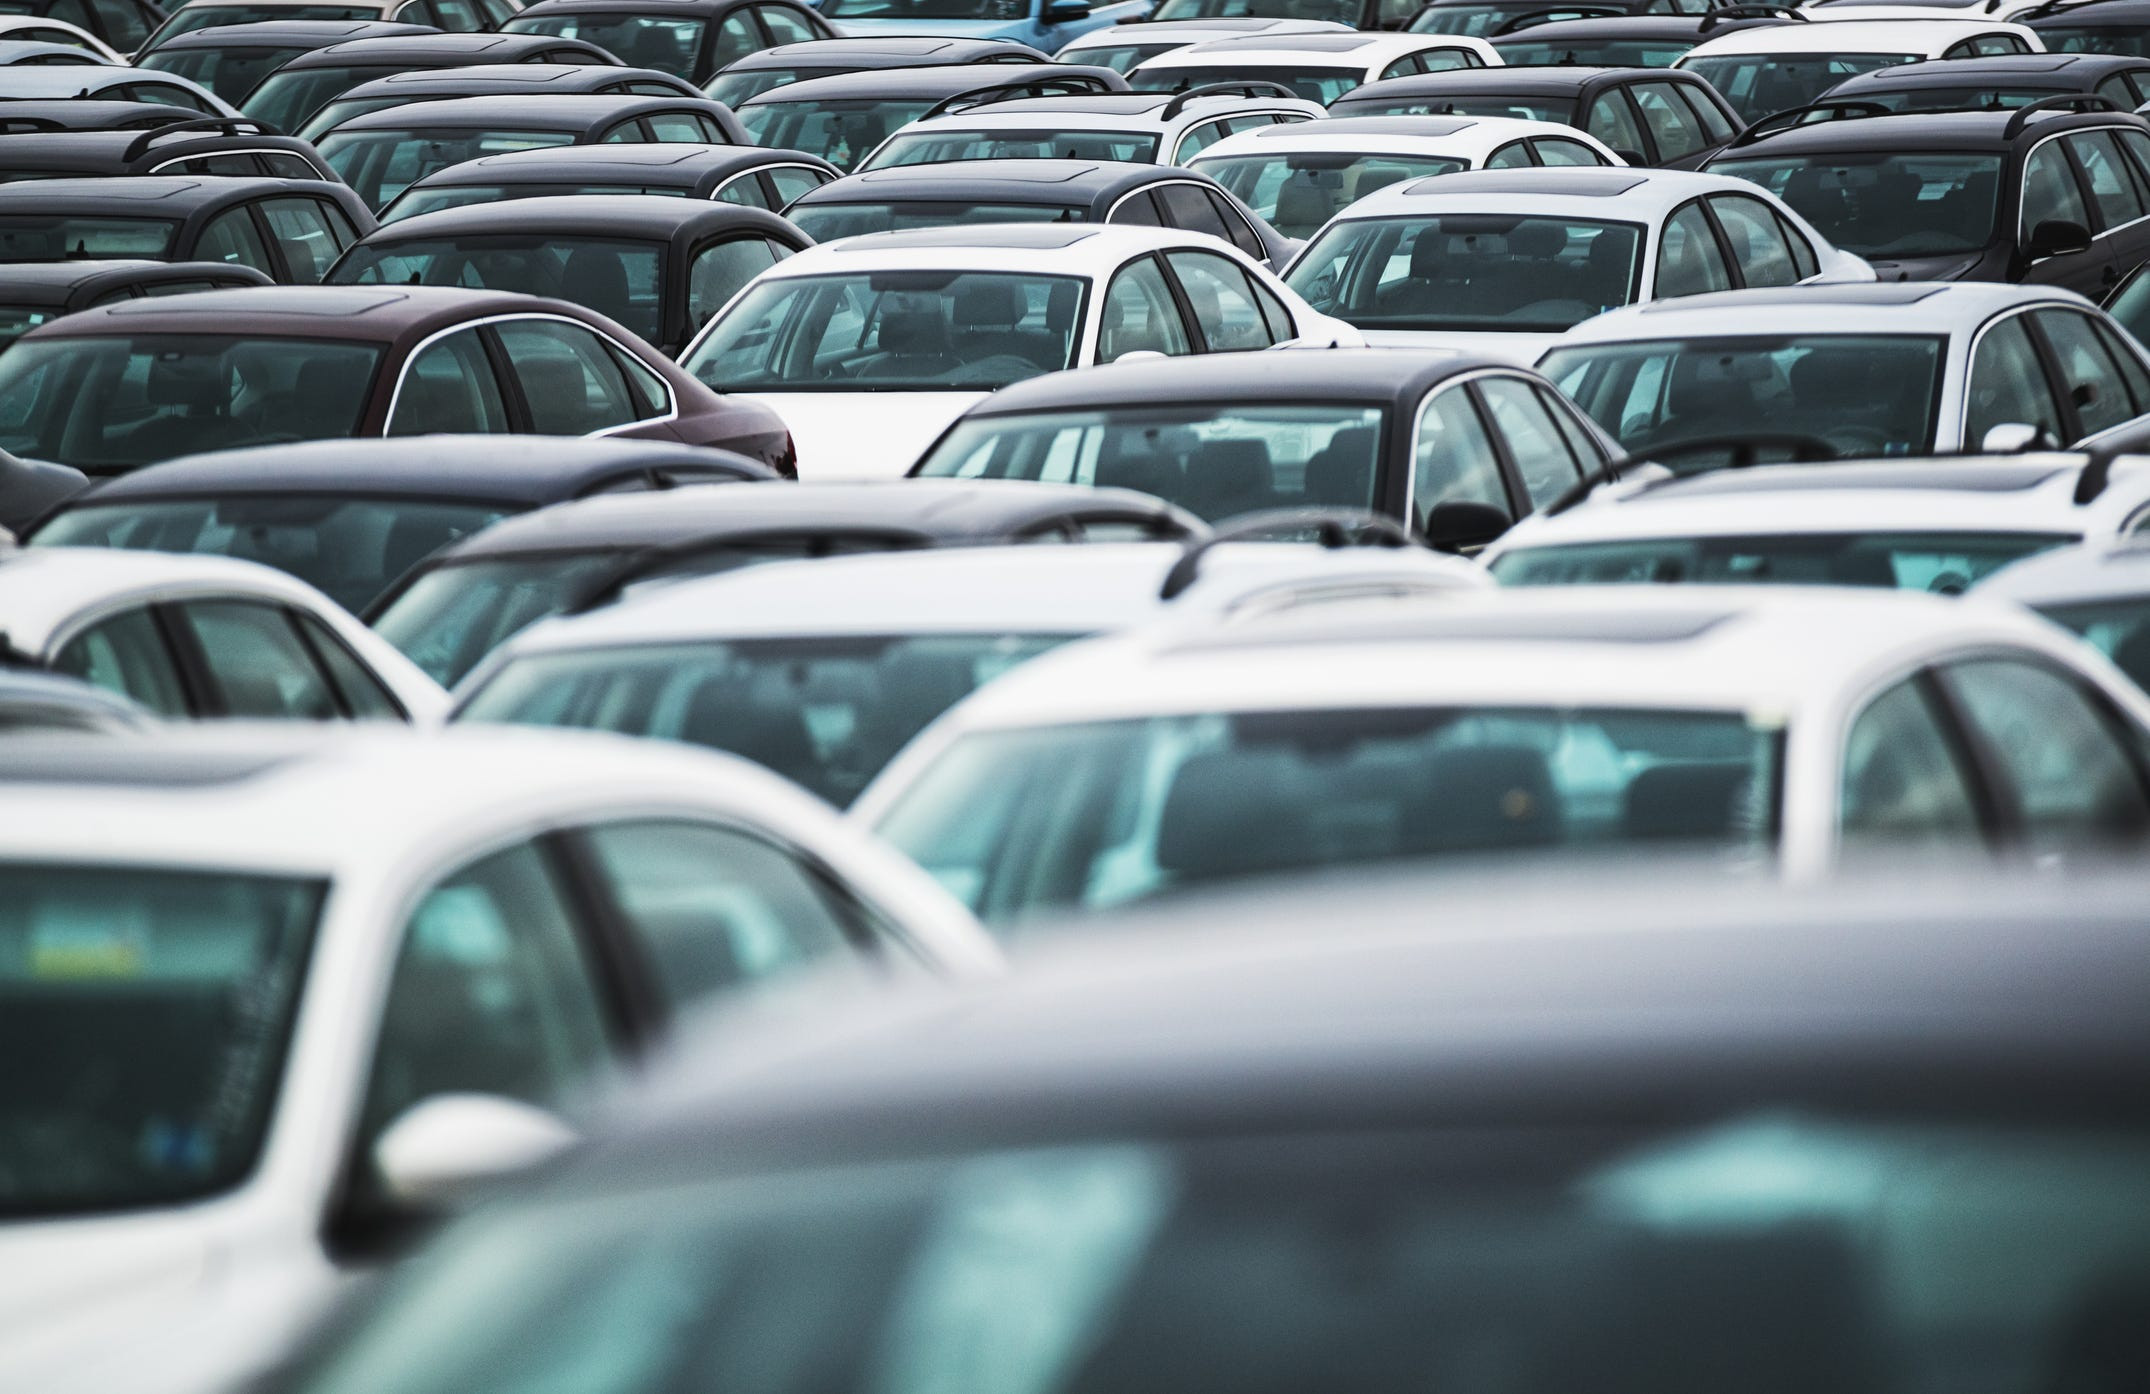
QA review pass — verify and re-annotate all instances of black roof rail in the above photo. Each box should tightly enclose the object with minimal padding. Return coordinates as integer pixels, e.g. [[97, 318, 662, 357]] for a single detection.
[[2070, 436, 2142, 504], [121, 115, 287, 162], [1160, 80, 1300, 118], [2004, 91, 2121, 137], [0, 116, 64, 133], [563, 528, 935, 616], [1728, 98, 1893, 146], [921, 73, 1117, 119], [1158, 509, 1412, 601], [1697, 3, 1806, 31], [1010, 505, 1206, 543], [1492, 6, 1622, 33], [1542, 432, 1838, 515], [2017, 0, 2120, 20]]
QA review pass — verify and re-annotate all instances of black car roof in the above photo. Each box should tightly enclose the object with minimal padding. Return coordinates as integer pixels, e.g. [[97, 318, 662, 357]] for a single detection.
[[515, 0, 769, 14], [0, 258, 268, 304], [143, 18, 434, 47], [363, 192, 802, 242], [337, 61, 682, 96], [2028, 0, 2150, 25], [272, 30, 609, 67], [722, 35, 1043, 69], [740, 62, 1120, 104], [325, 92, 721, 130], [1490, 14, 1736, 41], [968, 350, 1507, 416], [1824, 50, 2150, 88], [410, 141, 827, 185], [1717, 108, 2137, 157], [1335, 66, 1628, 102], [0, 100, 203, 131], [0, 127, 313, 171], [0, 174, 324, 217], [793, 158, 1173, 205]]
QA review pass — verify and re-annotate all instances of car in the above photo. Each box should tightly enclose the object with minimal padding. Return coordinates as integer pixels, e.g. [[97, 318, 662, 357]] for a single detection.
[[1814, 49, 2150, 112], [377, 141, 837, 222], [732, 63, 1129, 172], [1055, 15, 1354, 73], [1706, 103, 2150, 300], [677, 223, 1357, 477], [0, 36, 114, 62], [814, 0, 1148, 56], [784, 159, 1293, 271], [136, 18, 436, 101], [1537, 282, 2150, 462], [328, 195, 812, 354], [22, 435, 776, 614], [1409, 0, 1707, 37], [1126, 32, 1501, 105], [0, 98, 214, 130], [0, 722, 996, 1394], [1479, 451, 2150, 590], [0, 258, 273, 347], [371, 477, 1204, 685], [0, 668, 155, 730], [314, 92, 744, 208], [239, 30, 620, 132], [858, 585, 2150, 920], [703, 34, 1049, 107], [0, 176, 371, 281], [1486, 9, 1794, 68], [1148, 0, 1432, 31], [1327, 64, 1743, 168], [1188, 114, 1623, 240], [1675, 16, 2046, 124], [2025, 0, 2150, 57], [453, 536, 1483, 804], [0, 115, 337, 181], [0, 448, 89, 533], [910, 350, 1617, 547], [1281, 167, 1873, 362], [1975, 535, 2150, 686], [501, 0, 838, 82], [141, 0, 515, 49], [0, 284, 796, 476], [0, 59, 238, 113], [294, 61, 702, 141], [0, 0, 166, 54], [0, 547, 446, 719], [855, 86, 1322, 172], [0, 11, 129, 60]]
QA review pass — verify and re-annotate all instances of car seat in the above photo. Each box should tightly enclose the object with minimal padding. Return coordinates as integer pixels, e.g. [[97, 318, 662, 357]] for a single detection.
[[1180, 436, 1275, 519], [1374, 228, 1452, 316], [518, 355, 592, 432], [1620, 762, 1749, 841], [1155, 748, 1312, 887], [865, 307, 955, 377], [678, 673, 819, 787], [1271, 176, 1336, 238], [1093, 429, 1187, 497], [1402, 743, 1562, 853], [560, 246, 631, 323], [953, 279, 1048, 367], [1301, 424, 1378, 507]]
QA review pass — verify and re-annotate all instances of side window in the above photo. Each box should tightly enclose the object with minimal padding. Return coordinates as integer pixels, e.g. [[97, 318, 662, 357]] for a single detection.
[[1413, 383, 1512, 527], [608, 343, 672, 418], [431, 0, 484, 26], [176, 600, 340, 719], [1631, 82, 1707, 163], [1534, 137, 1606, 167], [492, 319, 640, 433], [1778, 208, 1819, 277], [261, 153, 326, 180], [1155, 181, 1234, 242], [193, 207, 275, 276], [389, 329, 512, 436], [1097, 256, 1192, 361], [1538, 381, 1609, 471], [295, 613, 404, 720], [1938, 657, 2150, 853], [2033, 307, 2141, 435], [1654, 201, 1732, 299], [1164, 248, 1280, 352], [2023, 139, 2093, 233], [1202, 187, 1267, 257], [1379, 56, 1418, 80], [2068, 130, 2147, 231], [1484, 141, 1534, 169], [757, 3, 822, 44], [2098, 76, 2138, 111], [1106, 189, 1164, 226], [647, 112, 720, 143], [129, 82, 218, 114], [580, 820, 863, 1012], [51, 608, 189, 716], [712, 10, 762, 66], [1583, 91, 1644, 160], [689, 236, 786, 331], [1838, 677, 1984, 854], [98, 0, 151, 48], [2091, 312, 2150, 408], [1708, 193, 1801, 288], [714, 173, 773, 208], [2117, 127, 2150, 189], [1170, 119, 1233, 165], [600, 120, 650, 144], [1966, 314, 2064, 445], [257, 197, 344, 285], [764, 165, 828, 207], [1672, 81, 1737, 143], [1476, 373, 1583, 510]]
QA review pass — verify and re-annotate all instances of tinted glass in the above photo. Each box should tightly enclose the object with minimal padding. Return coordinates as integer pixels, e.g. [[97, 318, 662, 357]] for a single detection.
[[823, 0, 1034, 14], [319, 127, 582, 208], [1130, 62, 1360, 103], [1967, 314, 2065, 447], [493, 318, 643, 434], [2039, 24, 2150, 57], [1287, 215, 1642, 331], [503, 14, 706, 77], [138, 42, 308, 101], [1499, 36, 1693, 66], [687, 236, 783, 331], [389, 327, 512, 436], [178, 599, 340, 719], [1341, 91, 1570, 121], [51, 606, 188, 714], [0, 214, 175, 259], [1714, 152, 2004, 261], [2041, 596, 2150, 692], [1072, 40, 1177, 73], [1492, 532, 2072, 592], [1679, 52, 1917, 124], [1839, 677, 1983, 854], [735, 97, 939, 171], [1195, 151, 1465, 240], [1939, 657, 2150, 853], [147, 2, 369, 41], [333, 235, 666, 345], [2034, 307, 2141, 437], [1654, 201, 1729, 297], [863, 128, 1162, 170], [0, 303, 53, 343], [790, 200, 1080, 241]]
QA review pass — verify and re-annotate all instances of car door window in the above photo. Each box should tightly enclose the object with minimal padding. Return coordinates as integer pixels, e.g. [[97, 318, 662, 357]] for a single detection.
[[1533, 137, 1604, 166], [712, 10, 761, 66], [580, 820, 863, 1012], [2116, 126, 2150, 188], [261, 153, 326, 179], [128, 82, 218, 113], [713, 173, 774, 208], [432, 0, 484, 26], [99, 0, 151, 48], [648, 112, 723, 142], [1839, 676, 1984, 855], [688, 236, 785, 331], [1202, 188, 1267, 257], [175, 600, 341, 719], [2069, 130, 2147, 232], [493, 318, 641, 433], [2098, 75, 2138, 111], [2023, 138, 2093, 235], [390, 328, 512, 435], [1654, 201, 1731, 298], [193, 207, 275, 276], [1583, 90, 1645, 160], [1098, 256, 1192, 361], [1413, 383, 1512, 526], [1670, 81, 1736, 143], [1156, 181, 1234, 242], [1938, 656, 2150, 854], [757, 3, 821, 44], [258, 197, 346, 285], [763, 165, 827, 207], [600, 119, 651, 144], [1475, 373, 1583, 509], [2093, 312, 2150, 407], [1484, 141, 1534, 169], [1967, 314, 2065, 445], [1170, 119, 1233, 165], [1632, 82, 1707, 163], [1708, 192, 1801, 288], [295, 614, 404, 719], [1538, 381, 1609, 472], [1165, 248, 1279, 352], [1107, 189, 1164, 226], [2033, 306, 2142, 435], [51, 607, 189, 716]]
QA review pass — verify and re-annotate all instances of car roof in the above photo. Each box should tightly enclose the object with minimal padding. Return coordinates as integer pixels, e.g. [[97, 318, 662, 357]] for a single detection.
[[966, 349, 1505, 416], [362, 192, 799, 241], [0, 174, 321, 216], [0, 546, 344, 653], [411, 141, 822, 184], [0, 126, 313, 168], [2028, 0, 2150, 24], [1489, 14, 1740, 39], [758, 221, 1210, 274], [1140, 31, 1491, 65], [1974, 537, 2150, 606], [340, 60, 674, 95], [0, 100, 202, 129], [0, 258, 266, 303], [1714, 107, 2136, 155], [1334, 66, 1627, 102], [273, 30, 603, 65], [1548, 281, 2098, 342], [0, 66, 220, 97], [722, 35, 1044, 68], [740, 63, 1118, 104], [143, 17, 434, 46], [21, 283, 578, 342], [1825, 49, 2150, 86], [1336, 165, 1718, 220], [791, 158, 1170, 205], [1066, 17, 1356, 41], [1193, 112, 1600, 160], [905, 90, 1295, 120], [514, 0, 759, 13], [1679, 17, 2037, 53], [323, 92, 710, 129]]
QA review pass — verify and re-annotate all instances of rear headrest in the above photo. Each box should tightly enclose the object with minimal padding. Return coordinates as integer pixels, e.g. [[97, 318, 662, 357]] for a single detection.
[[145, 355, 226, 409], [1620, 762, 1748, 841], [1509, 220, 1566, 259], [1156, 748, 1306, 881], [1410, 228, 1447, 279], [1789, 351, 1866, 408], [878, 308, 946, 355], [955, 278, 1023, 330], [561, 246, 630, 312], [1405, 744, 1560, 853], [1272, 178, 1335, 232]]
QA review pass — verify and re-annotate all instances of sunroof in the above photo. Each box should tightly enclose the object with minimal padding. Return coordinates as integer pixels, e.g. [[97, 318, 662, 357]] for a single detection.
[[1651, 461, 2072, 498], [1185, 607, 1735, 652], [1406, 170, 1647, 197]]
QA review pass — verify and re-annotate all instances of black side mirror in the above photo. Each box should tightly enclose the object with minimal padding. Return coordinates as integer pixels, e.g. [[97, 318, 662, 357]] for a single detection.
[[1611, 147, 1646, 165], [1043, 0, 1091, 20], [2025, 218, 2093, 260], [1422, 499, 1512, 553]]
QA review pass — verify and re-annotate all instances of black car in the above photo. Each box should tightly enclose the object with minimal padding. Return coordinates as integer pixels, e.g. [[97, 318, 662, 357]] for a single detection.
[[25, 436, 777, 615], [296, 61, 704, 140], [1488, 10, 1790, 68], [910, 350, 1617, 548], [0, 257, 272, 344], [786, 159, 1293, 269], [705, 34, 1047, 107], [502, 0, 838, 83], [136, 18, 437, 101], [1817, 51, 2150, 114], [369, 478, 1203, 685], [0, 449, 87, 533], [733, 63, 1129, 172], [0, 99, 209, 130], [0, 61, 228, 112], [1327, 64, 1741, 167], [379, 141, 836, 221], [1708, 102, 2150, 297], [0, 175, 371, 280], [0, 0, 166, 53], [330, 195, 811, 353], [1072, 16, 1357, 74], [2026, 0, 2150, 59], [0, 116, 335, 181], [1410, 0, 1706, 37], [240, 31, 620, 132], [1146, 0, 1440, 33]]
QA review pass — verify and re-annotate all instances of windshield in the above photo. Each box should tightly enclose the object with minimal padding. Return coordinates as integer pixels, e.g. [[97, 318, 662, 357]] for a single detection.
[[1838, 84, 2087, 113], [1070, 40, 1178, 73], [241, 63, 394, 131], [1678, 53, 1917, 123], [0, 335, 383, 475], [862, 128, 1164, 169], [458, 633, 1068, 806], [879, 706, 1779, 923], [2039, 598, 2150, 692], [138, 44, 311, 102], [1711, 151, 2002, 261], [737, 97, 940, 171], [0, 863, 323, 1218], [331, 235, 668, 345], [790, 200, 1082, 240], [0, 215, 176, 260], [684, 271, 1086, 393], [1288, 214, 1641, 332], [1152, 0, 1364, 21], [503, 14, 705, 77], [1493, 532, 2074, 592], [1335, 91, 1573, 121], [1196, 151, 1465, 238], [823, 0, 1032, 16], [319, 127, 583, 208], [1539, 334, 1948, 460], [2039, 26, 2150, 57], [1498, 37, 1696, 66], [148, 2, 372, 42], [32, 497, 509, 614], [918, 405, 1387, 519]]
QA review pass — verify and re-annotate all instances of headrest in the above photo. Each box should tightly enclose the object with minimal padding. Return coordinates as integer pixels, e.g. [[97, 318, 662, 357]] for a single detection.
[[1620, 762, 1748, 841], [878, 308, 946, 355], [1156, 749, 1306, 880], [1508, 220, 1567, 259], [144, 355, 226, 409], [561, 246, 630, 309], [1406, 743, 1560, 853], [1789, 351, 1866, 407], [1410, 228, 1447, 279], [954, 278, 1023, 330]]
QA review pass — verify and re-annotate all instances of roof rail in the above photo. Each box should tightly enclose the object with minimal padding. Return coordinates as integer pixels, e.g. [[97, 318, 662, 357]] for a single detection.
[[1492, 6, 1623, 34], [561, 528, 935, 616], [1696, 3, 1806, 31], [0, 116, 63, 133], [2003, 91, 2120, 137], [1011, 504, 1206, 543], [1160, 80, 1300, 118], [121, 115, 287, 162], [921, 72, 1118, 120], [1728, 98, 1893, 146], [2016, 0, 2119, 20], [1543, 432, 1838, 515], [1158, 509, 1412, 601]]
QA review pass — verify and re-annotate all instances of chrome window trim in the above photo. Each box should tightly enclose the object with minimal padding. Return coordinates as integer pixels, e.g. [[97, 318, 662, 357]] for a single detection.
[[383, 310, 678, 438]]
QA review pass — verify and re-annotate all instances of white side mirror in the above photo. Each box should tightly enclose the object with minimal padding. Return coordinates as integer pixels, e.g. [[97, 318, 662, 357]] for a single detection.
[[1981, 422, 2056, 454], [372, 1093, 576, 1210], [1112, 349, 1167, 363]]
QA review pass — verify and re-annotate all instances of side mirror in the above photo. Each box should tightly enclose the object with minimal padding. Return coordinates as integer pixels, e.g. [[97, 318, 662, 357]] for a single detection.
[[1112, 347, 1168, 363], [372, 1093, 576, 1210], [2024, 218, 2093, 260], [1611, 148, 1646, 165], [1043, 0, 1091, 20], [1422, 499, 1512, 553], [1980, 421, 2059, 454]]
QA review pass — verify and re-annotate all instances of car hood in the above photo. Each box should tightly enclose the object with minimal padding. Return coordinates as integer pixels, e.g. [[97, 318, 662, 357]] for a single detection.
[[742, 390, 987, 479], [1356, 328, 1555, 364]]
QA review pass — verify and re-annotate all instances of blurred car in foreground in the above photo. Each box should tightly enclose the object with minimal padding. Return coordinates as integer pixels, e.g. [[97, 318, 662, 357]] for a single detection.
[[1976, 536, 2150, 688], [0, 669, 154, 731]]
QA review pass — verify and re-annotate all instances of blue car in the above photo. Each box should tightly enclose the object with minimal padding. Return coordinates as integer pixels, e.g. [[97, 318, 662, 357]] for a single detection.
[[816, 0, 1153, 55]]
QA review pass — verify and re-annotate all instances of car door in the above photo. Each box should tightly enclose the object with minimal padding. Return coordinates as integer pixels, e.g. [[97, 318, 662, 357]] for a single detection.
[[488, 317, 659, 435], [1161, 247, 1287, 352], [1965, 310, 2069, 448], [388, 326, 515, 436], [1095, 254, 1194, 363], [47, 605, 192, 717], [2065, 128, 2150, 298], [2019, 134, 2111, 295], [2026, 303, 2150, 441], [1836, 673, 1993, 865], [1652, 199, 1734, 299]]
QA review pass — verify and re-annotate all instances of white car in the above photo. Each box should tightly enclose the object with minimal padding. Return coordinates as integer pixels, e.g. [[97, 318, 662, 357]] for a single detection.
[[0, 59, 237, 113], [1281, 165, 1874, 362], [1056, 15, 1356, 73], [677, 223, 1360, 477], [1125, 31, 1502, 105], [1536, 281, 2150, 461], [854, 584, 2150, 927], [452, 538, 1488, 805], [1190, 113, 1623, 240], [855, 87, 1322, 171], [0, 723, 993, 1394], [0, 548, 446, 722], [1675, 17, 2045, 124], [0, 14, 124, 61], [1975, 538, 2150, 692]]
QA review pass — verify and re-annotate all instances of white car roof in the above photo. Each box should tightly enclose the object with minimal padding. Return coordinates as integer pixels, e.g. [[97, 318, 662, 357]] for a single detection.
[[1974, 538, 2150, 607], [745, 221, 1245, 277], [1335, 165, 1762, 223], [1545, 281, 2101, 348], [1061, 18, 1356, 48], [0, 548, 344, 656], [1134, 31, 1499, 70], [882, 90, 1323, 137], [1193, 112, 1616, 164], [1678, 18, 2041, 57]]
